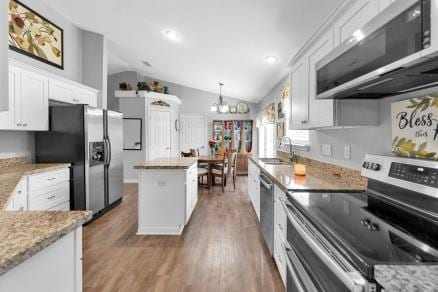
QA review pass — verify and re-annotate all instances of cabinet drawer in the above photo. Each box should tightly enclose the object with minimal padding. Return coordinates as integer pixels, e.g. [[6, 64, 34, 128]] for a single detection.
[[28, 168, 69, 192], [274, 230, 287, 285], [48, 201, 70, 211], [28, 182, 69, 211]]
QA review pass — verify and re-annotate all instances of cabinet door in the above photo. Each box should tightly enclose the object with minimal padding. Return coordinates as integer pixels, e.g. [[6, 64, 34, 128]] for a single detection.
[[308, 29, 335, 129], [379, 0, 397, 12], [20, 69, 48, 130], [0, 68, 17, 129], [76, 88, 97, 106], [48, 79, 76, 104], [334, 0, 379, 46], [289, 59, 309, 129]]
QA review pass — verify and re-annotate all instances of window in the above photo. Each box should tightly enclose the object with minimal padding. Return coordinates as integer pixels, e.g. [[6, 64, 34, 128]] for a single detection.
[[258, 123, 275, 157]]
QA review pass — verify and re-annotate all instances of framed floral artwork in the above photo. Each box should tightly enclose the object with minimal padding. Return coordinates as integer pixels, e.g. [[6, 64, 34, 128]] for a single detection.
[[8, 0, 64, 69]]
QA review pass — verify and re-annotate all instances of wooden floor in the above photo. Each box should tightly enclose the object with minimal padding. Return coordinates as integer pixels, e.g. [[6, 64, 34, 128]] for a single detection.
[[83, 176, 284, 292]]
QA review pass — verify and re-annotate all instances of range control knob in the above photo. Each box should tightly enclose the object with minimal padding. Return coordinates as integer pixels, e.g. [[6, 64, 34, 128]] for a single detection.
[[369, 223, 380, 231], [361, 219, 371, 228], [362, 161, 370, 169], [372, 163, 381, 171]]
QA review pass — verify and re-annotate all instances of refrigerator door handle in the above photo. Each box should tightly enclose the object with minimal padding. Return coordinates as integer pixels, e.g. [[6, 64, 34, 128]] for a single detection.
[[103, 138, 109, 166], [107, 137, 112, 166]]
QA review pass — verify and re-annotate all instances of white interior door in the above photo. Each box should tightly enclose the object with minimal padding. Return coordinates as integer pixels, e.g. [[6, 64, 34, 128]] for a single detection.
[[149, 109, 171, 160], [180, 113, 207, 155]]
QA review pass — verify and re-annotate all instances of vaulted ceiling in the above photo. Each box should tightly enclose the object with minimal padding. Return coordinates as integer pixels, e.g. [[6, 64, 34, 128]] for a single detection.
[[43, 0, 342, 102]]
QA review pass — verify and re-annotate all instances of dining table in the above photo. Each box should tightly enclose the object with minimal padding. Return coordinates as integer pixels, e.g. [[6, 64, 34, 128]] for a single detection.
[[197, 154, 228, 189]]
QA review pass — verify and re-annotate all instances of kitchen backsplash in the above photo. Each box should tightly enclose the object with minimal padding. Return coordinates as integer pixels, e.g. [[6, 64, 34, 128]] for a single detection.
[[0, 156, 27, 168]]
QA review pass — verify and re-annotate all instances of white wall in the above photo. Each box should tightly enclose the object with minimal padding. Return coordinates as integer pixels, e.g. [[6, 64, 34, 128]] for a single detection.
[[259, 75, 438, 170]]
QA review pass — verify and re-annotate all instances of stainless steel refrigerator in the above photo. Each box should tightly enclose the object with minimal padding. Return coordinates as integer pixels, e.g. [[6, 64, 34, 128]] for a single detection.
[[35, 105, 124, 215]]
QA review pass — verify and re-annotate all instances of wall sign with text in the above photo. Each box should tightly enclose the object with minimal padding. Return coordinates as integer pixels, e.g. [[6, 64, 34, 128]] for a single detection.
[[391, 96, 438, 160]]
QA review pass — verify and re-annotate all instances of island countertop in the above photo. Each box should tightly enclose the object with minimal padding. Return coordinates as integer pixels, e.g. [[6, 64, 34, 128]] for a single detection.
[[134, 157, 198, 169], [0, 162, 92, 276], [248, 156, 367, 193], [374, 265, 438, 292]]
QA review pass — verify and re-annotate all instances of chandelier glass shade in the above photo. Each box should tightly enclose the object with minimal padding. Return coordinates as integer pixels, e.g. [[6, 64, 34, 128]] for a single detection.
[[211, 83, 230, 113]]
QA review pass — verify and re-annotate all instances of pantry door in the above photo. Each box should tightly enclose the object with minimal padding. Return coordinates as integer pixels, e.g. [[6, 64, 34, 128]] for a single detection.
[[180, 113, 207, 155], [149, 109, 171, 160]]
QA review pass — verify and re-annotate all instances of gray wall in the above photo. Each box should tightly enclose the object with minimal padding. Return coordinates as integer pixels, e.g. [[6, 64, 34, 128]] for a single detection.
[[107, 72, 258, 144], [258, 74, 438, 170], [82, 31, 108, 109]]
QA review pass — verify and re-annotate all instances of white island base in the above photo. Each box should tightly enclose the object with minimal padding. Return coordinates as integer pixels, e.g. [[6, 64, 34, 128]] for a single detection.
[[136, 159, 198, 235]]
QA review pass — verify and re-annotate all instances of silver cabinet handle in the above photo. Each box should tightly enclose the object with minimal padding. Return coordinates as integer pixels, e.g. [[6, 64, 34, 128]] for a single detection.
[[47, 195, 56, 200], [47, 177, 56, 181], [16, 123, 22, 127], [23, 123, 27, 127], [301, 120, 308, 124]]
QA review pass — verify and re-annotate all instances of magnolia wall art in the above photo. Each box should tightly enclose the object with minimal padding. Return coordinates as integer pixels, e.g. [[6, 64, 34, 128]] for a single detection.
[[8, 0, 64, 69]]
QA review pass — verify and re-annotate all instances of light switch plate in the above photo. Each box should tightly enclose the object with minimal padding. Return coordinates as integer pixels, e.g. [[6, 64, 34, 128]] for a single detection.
[[344, 146, 351, 159], [322, 144, 332, 156]]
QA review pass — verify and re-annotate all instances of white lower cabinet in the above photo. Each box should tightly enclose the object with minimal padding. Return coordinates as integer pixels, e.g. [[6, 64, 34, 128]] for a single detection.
[[0, 227, 83, 292], [274, 185, 287, 286], [5, 167, 70, 212], [248, 160, 260, 221]]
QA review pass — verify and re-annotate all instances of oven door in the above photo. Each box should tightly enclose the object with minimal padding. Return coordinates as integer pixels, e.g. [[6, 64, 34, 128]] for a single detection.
[[282, 199, 372, 292]]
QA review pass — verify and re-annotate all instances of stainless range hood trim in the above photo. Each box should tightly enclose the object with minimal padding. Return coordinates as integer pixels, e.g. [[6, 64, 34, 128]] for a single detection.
[[316, 51, 426, 99]]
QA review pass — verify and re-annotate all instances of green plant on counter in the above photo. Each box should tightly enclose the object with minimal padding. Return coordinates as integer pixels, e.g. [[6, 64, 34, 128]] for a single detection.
[[392, 136, 436, 159], [407, 95, 438, 111]]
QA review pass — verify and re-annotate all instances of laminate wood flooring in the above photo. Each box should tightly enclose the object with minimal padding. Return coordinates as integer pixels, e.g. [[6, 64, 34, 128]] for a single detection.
[[83, 177, 284, 292]]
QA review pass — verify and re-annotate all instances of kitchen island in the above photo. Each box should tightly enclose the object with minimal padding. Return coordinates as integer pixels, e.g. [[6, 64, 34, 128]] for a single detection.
[[134, 157, 198, 235]]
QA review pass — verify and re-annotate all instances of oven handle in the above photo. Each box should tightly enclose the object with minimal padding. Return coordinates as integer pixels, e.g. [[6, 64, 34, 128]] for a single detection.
[[280, 200, 368, 292], [283, 240, 318, 292]]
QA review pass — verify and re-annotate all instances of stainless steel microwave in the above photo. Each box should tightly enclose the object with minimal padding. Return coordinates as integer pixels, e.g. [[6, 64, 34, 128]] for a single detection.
[[316, 0, 438, 99]]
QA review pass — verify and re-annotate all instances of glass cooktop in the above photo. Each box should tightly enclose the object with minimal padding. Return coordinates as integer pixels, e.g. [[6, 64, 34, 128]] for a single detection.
[[287, 189, 438, 268]]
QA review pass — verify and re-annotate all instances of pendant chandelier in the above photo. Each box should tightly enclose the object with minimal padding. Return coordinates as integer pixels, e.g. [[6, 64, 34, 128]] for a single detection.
[[210, 83, 230, 113]]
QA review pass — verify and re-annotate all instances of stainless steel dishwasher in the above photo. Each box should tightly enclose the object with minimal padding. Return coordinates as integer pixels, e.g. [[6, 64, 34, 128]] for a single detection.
[[259, 173, 274, 255]]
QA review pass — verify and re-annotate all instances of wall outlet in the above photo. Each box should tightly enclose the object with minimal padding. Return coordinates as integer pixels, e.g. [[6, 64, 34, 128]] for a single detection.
[[322, 144, 332, 156], [344, 146, 351, 159]]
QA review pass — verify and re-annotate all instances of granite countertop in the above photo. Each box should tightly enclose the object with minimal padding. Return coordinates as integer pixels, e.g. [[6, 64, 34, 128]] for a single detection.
[[0, 210, 91, 276], [375, 265, 438, 292], [0, 163, 91, 276], [0, 163, 71, 210], [248, 156, 367, 192], [134, 157, 198, 169]]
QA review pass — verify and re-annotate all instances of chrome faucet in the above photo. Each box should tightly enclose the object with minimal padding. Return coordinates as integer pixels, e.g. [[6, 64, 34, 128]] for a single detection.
[[280, 136, 296, 163]]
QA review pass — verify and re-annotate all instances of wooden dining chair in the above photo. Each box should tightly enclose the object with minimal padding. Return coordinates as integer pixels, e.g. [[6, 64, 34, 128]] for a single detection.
[[228, 152, 238, 190], [211, 155, 227, 192], [191, 148, 209, 169]]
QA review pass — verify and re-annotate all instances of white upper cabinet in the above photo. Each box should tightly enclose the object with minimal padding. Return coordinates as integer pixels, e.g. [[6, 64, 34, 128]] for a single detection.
[[307, 29, 335, 129], [333, 0, 379, 46], [1, 64, 48, 131], [49, 79, 97, 107], [20, 69, 49, 131], [290, 59, 309, 129]]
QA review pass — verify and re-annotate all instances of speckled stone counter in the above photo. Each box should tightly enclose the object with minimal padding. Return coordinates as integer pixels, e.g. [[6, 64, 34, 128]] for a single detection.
[[0, 211, 91, 276], [0, 163, 71, 210], [0, 161, 91, 276], [134, 157, 198, 169], [375, 265, 438, 292], [248, 156, 367, 192]]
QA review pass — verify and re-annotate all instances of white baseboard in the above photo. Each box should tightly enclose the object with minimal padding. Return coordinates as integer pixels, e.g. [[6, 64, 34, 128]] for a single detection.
[[137, 225, 184, 235], [124, 179, 138, 183]]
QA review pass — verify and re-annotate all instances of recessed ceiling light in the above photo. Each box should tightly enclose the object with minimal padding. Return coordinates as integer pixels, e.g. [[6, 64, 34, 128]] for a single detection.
[[265, 55, 279, 64], [164, 29, 182, 41]]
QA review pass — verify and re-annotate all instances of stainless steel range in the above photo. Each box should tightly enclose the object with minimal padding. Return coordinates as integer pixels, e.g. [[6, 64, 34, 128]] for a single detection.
[[283, 154, 438, 291]]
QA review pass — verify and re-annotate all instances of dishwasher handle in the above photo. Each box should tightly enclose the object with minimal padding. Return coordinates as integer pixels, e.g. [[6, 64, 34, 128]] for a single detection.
[[259, 174, 273, 191]]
